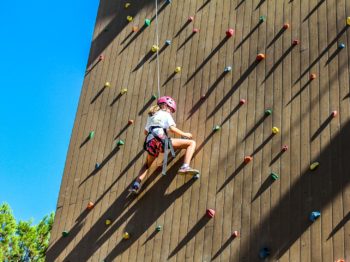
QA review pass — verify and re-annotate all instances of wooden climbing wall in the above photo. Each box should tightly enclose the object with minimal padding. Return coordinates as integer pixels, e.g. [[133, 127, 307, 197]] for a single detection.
[[47, 0, 350, 261]]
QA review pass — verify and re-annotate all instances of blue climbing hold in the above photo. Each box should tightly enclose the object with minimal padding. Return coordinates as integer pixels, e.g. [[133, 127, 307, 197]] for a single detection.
[[95, 163, 100, 169], [339, 43, 346, 49], [259, 247, 270, 259], [309, 211, 321, 222], [166, 0, 171, 4], [165, 40, 171, 45], [224, 66, 232, 73]]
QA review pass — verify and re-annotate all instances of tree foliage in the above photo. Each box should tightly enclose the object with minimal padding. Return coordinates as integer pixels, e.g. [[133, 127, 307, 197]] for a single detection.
[[0, 203, 54, 262]]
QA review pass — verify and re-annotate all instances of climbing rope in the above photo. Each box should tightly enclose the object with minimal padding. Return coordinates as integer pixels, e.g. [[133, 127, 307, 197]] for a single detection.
[[154, 0, 161, 98]]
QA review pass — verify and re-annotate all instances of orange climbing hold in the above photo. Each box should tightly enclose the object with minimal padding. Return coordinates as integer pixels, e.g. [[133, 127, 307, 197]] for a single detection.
[[132, 26, 139, 32], [232, 231, 239, 237], [244, 156, 253, 163], [87, 201, 94, 210], [206, 208, 216, 218], [310, 73, 317, 80], [128, 119, 134, 125], [188, 16, 194, 22], [283, 23, 290, 29], [256, 53, 265, 61]]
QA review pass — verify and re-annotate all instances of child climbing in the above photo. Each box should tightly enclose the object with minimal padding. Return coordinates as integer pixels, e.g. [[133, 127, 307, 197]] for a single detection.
[[130, 96, 199, 194]]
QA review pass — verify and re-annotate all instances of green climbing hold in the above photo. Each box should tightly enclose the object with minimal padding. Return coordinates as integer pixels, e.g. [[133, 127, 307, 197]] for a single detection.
[[116, 140, 125, 146], [265, 109, 272, 116], [89, 131, 95, 139], [156, 225, 162, 232], [213, 125, 221, 131], [270, 172, 279, 180], [62, 231, 69, 237], [151, 94, 157, 100], [259, 15, 266, 22], [145, 19, 151, 27], [310, 162, 319, 171]]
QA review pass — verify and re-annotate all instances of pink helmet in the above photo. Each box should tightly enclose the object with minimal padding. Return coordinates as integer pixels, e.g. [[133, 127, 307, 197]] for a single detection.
[[157, 96, 176, 112]]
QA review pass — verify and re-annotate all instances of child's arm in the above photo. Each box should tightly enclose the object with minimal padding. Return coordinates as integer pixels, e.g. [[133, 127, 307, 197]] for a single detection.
[[169, 126, 192, 139]]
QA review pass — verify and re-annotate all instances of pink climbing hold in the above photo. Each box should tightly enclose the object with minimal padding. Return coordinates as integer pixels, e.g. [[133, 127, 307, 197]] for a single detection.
[[128, 119, 134, 125], [226, 28, 235, 38], [99, 55, 104, 61], [331, 110, 338, 118], [310, 73, 317, 80], [239, 99, 246, 105], [193, 28, 199, 33], [282, 145, 288, 152], [232, 231, 239, 237], [188, 16, 194, 22], [206, 208, 216, 218], [292, 39, 300, 46], [201, 94, 206, 100]]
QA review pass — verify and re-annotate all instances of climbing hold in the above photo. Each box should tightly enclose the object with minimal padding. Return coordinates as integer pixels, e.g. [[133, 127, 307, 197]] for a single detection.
[[151, 45, 160, 53], [206, 209, 216, 218], [151, 94, 157, 100], [89, 131, 95, 139], [120, 88, 128, 95], [188, 16, 194, 22], [259, 247, 270, 259], [256, 53, 266, 61], [339, 43, 345, 49], [272, 127, 280, 134], [126, 16, 133, 22], [95, 163, 100, 169], [116, 140, 125, 147], [282, 145, 288, 152], [193, 173, 200, 180], [309, 211, 321, 222], [239, 98, 246, 105], [226, 28, 235, 38], [283, 23, 290, 29], [128, 119, 134, 125], [224, 66, 232, 73], [156, 225, 162, 232], [87, 201, 95, 210], [145, 19, 151, 27], [335, 259, 345, 262], [123, 232, 130, 239], [98, 55, 104, 61], [175, 66, 182, 73], [292, 39, 300, 46], [244, 156, 253, 163], [232, 231, 239, 237], [331, 110, 338, 118], [124, 3, 130, 8], [62, 231, 69, 237], [259, 15, 267, 23], [270, 172, 279, 180], [265, 109, 272, 115], [193, 28, 199, 33], [201, 94, 206, 100], [310, 73, 317, 80], [347, 17, 350, 26], [165, 40, 172, 45], [166, 0, 172, 4], [213, 125, 221, 131], [104, 82, 111, 88], [105, 219, 112, 226], [132, 26, 139, 32], [310, 162, 320, 171]]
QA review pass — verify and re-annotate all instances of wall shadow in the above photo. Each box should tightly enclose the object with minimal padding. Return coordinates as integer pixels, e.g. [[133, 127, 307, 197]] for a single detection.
[[303, 0, 325, 22], [267, 27, 287, 49], [325, 48, 342, 66], [139, 97, 156, 115], [197, 0, 211, 12], [133, 50, 155, 72], [211, 235, 236, 261], [91, 86, 106, 104], [115, 122, 132, 139], [327, 211, 350, 240], [174, 20, 192, 38], [310, 115, 333, 141], [252, 176, 275, 202], [235, 22, 262, 51], [243, 114, 269, 141], [238, 120, 350, 260], [177, 32, 196, 51], [286, 79, 312, 106]]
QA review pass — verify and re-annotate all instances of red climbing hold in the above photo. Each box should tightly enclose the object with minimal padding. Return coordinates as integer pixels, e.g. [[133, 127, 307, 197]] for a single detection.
[[331, 111, 338, 118], [239, 99, 246, 105], [193, 28, 199, 33], [206, 209, 216, 218], [283, 23, 290, 29], [87, 201, 94, 210], [201, 94, 206, 100], [128, 119, 134, 125], [188, 16, 194, 22], [99, 55, 104, 61], [226, 28, 235, 38], [256, 53, 266, 61], [244, 156, 253, 163], [292, 39, 300, 46], [282, 145, 288, 152], [232, 231, 239, 237], [310, 73, 317, 80]]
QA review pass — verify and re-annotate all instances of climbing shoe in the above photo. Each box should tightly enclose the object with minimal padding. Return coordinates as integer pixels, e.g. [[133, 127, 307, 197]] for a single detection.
[[129, 180, 141, 194], [178, 166, 200, 175]]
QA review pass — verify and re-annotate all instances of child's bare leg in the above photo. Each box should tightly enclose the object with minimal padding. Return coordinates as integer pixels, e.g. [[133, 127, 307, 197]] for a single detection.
[[171, 138, 196, 165], [137, 154, 156, 181]]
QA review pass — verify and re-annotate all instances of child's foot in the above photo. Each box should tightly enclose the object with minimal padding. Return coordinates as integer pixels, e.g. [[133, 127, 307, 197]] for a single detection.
[[178, 166, 200, 175], [129, 180, 141, 194]]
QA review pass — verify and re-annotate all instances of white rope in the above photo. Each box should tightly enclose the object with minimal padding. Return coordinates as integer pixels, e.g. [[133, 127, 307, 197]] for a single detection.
[[155, 0, 161, 98]]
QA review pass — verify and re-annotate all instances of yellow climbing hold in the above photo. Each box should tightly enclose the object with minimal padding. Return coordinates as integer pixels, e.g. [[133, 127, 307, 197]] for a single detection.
[[123, 232, 130, 239], [272, 127, 280, 134], [310, 162, 320, 171], [125, 3, 131, 8], [346, 17, 350, 26], [175, 66, 182, 73], [104, 82, 111, 88], [105, 219, 111, 226], [120, 88, 128, 95], [151, 45, 160, 53], [127, 16, 133, 22]]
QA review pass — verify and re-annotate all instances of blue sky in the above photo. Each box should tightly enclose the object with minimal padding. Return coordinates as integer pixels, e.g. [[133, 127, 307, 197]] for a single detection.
[[0, 1, 99, 222]]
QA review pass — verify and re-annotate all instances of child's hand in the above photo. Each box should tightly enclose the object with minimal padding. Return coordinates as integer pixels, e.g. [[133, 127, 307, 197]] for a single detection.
[[183, 132, 193, 139]]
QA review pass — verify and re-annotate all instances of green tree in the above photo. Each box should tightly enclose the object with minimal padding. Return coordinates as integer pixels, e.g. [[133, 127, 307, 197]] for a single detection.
[[0, 203, 54, 262]]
